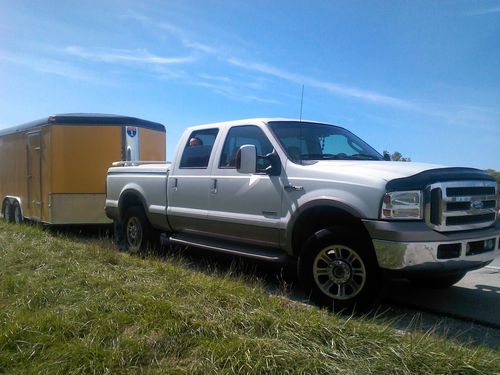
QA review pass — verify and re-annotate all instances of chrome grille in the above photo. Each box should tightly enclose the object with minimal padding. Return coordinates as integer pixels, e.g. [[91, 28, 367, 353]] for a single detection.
[[425, 180, 498, 232]]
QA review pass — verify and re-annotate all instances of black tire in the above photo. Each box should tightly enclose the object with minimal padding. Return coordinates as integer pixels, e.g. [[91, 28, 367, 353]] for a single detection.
[[12, 202, 23, 224], [409, 272, 466, 289], [298, 226, 382, 313], [3, 202, 13, 223], [122, 206, 158, 253], [113, 219, 126, 251]]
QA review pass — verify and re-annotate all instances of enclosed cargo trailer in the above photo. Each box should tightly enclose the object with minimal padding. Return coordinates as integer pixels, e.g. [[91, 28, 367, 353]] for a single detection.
[[0, 113, 165, 225]]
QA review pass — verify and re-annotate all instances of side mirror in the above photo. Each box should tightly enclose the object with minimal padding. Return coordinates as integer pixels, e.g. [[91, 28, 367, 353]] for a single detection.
[[236, 144, 257, 174], [261, 150, 281, 176], [383, 151, 391, 161]]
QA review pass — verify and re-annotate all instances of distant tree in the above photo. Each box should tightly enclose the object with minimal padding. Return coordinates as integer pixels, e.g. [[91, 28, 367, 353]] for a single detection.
[[487, 170, 500, 209], [383, 150, 411, 162], [486, 169, 500, 185]]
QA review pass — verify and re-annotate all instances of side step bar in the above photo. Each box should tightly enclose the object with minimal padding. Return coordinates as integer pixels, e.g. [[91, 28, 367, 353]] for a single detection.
[[168, 233, 290, 263]]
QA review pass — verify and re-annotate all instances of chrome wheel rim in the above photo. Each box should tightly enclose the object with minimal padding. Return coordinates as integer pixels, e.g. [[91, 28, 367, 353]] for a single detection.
[[126, 217, 142, 251], [313, 245, 366, 300]]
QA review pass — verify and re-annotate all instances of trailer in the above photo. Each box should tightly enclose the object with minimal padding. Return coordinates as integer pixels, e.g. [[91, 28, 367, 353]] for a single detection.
[[0, 113, 166, 225]]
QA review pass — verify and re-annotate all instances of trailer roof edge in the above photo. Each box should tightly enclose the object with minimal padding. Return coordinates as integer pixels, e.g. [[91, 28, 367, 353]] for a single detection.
[[0, 113, 165, 136]]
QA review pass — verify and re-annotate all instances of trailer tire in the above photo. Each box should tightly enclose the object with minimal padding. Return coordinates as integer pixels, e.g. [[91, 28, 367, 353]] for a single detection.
[[13, 202, 23, 224], [123, 206, 158, 253], [3, 201, 13, 223], [298, 226, 382, 313]]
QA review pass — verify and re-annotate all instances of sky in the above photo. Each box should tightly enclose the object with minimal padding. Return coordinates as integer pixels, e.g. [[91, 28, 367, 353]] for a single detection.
[[0, 0, 499, 169]]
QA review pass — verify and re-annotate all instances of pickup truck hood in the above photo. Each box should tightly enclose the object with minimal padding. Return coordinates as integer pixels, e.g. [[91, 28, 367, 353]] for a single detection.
[[309, 160, 445, 182]]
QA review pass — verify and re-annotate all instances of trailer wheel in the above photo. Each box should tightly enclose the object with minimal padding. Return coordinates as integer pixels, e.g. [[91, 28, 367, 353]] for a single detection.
[[3, 201, 13, 223], [123, 206, 157, 253], [298, 226, 382, 313], [13, 202, 23, 224]]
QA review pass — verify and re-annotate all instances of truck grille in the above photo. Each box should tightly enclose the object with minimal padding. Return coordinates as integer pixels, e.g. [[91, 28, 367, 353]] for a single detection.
[[425, 181, 498, 232]]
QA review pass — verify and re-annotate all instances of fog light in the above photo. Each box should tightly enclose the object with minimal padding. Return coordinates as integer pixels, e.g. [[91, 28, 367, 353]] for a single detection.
[[484, 239, 495, 250], [466, 238, 496, 256]]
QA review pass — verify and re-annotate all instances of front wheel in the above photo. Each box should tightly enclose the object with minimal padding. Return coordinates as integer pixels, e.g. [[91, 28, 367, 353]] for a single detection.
[[298, 227, 382, 313]]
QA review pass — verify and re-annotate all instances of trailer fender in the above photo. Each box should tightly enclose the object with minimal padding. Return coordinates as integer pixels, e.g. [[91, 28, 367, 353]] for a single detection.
[[2, 196, 24, 222]]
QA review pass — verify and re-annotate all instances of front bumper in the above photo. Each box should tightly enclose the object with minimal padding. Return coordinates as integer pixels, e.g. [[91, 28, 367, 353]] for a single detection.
[[363, 220, 500, 273]]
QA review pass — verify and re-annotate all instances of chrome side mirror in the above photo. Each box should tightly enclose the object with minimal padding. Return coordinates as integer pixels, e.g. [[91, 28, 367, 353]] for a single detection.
[[236, 144, 257, 174]]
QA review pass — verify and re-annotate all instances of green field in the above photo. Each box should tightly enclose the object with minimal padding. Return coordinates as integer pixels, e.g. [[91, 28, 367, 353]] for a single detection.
[[0, 222, 498, 374]]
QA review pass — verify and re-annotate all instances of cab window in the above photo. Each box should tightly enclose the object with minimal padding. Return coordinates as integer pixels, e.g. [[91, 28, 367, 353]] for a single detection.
[[179, 128, 219, 168], [219, 125, 274, 170]]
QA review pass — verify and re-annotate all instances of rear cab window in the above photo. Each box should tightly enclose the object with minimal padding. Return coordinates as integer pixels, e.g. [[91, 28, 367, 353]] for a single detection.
[[179, 128, 219, 169]]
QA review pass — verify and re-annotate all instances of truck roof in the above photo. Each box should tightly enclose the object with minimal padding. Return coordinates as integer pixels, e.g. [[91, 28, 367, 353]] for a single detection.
[[183, 118, 342, 131], [0, 113, 165, 136]]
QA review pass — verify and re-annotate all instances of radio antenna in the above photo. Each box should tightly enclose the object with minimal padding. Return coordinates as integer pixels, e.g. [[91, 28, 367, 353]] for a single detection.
[[299, 84, 304, 121]]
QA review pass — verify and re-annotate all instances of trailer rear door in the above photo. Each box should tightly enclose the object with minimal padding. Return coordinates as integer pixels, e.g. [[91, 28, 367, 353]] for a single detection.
[[27, 131, 42, 220]]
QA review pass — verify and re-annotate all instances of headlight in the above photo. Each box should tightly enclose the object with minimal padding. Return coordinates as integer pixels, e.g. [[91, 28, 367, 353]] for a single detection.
[[381, 191, 423, 220]]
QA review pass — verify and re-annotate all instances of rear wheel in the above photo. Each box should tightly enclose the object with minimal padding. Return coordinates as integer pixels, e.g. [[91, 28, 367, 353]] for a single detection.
[[298, 227, 382, 313], [3, 202, 13, 223], [123, 206, 158, 253], [13, 202, 23, 224], [409, 272, 466, 289]]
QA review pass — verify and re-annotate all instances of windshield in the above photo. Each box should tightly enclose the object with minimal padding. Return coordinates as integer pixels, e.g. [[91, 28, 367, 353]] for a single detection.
[[268, 121, 383, 162]]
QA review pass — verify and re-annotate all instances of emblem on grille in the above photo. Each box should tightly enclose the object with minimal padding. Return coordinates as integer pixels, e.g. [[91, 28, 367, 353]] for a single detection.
[[471, 200, 484, 210]]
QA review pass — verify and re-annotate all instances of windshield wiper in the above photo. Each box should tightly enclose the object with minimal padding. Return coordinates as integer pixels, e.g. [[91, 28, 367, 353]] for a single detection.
[[298, 153, 380, 161], [300, 153, 342, 160], [349, 153, 381, 160]]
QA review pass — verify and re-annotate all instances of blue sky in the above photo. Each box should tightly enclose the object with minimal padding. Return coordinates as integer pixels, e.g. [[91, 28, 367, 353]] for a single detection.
[[1, 0, 499, 169]]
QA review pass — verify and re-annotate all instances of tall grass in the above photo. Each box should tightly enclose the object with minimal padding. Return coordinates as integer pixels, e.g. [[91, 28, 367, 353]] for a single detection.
[[0, 223, 498, 374]]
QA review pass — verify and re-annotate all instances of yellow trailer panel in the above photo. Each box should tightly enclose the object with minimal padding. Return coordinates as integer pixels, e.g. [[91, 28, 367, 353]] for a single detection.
[[51, 125, 122, 193], [0, 114, 166, 225]]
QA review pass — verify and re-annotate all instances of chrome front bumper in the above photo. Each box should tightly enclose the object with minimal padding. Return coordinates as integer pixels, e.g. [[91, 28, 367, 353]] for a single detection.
[[364, 220, 500, 273]]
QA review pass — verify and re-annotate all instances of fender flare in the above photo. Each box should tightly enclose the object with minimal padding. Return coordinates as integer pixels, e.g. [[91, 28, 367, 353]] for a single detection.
[[2, 196, 24, 220], [285, 198, 365, 256], [117, 188, 148, 220]]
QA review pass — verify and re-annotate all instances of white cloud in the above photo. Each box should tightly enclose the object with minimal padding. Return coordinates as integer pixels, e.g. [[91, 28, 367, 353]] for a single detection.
[[420, 103, 500, 132], [0, 52, 101, 83], [152, 65, 189, 80], [121, 9, 500, 127], [65, 46, 194, 65], [198, 73, 232, 83], [123, 11, 218, 54], [191, 81, 280, 104], [123, 11, 413, 108], [227, 58, 414, 109], [468, 6, 500, 15]]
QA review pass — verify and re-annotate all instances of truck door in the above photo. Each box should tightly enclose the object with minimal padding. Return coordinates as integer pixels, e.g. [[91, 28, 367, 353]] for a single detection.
[[167, 128, 220, 234], [26, 131, 42, 220], [207, 125, 283, 248]]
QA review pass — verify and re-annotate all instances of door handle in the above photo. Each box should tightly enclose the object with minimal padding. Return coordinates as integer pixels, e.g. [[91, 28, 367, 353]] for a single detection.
[[171, 178, 178, 191], [284, 184, 304, 192], [210, 179, 218, 194]]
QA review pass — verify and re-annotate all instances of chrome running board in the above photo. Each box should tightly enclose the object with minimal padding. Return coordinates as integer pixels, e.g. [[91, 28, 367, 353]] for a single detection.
[[168, 233, 289, 263]]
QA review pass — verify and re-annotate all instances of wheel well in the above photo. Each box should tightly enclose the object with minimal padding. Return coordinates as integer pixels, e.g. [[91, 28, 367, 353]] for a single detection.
[[118, 192, 145, 220], [2, 197, 22, 219], [291, 206, 372, 256]]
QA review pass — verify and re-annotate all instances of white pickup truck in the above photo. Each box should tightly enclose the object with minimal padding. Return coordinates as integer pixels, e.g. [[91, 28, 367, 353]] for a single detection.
[[105, 118, 499, 311]]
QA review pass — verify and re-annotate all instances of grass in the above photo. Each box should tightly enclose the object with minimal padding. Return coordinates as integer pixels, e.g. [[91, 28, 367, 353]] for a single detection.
[[0, 222, 498, 374]]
